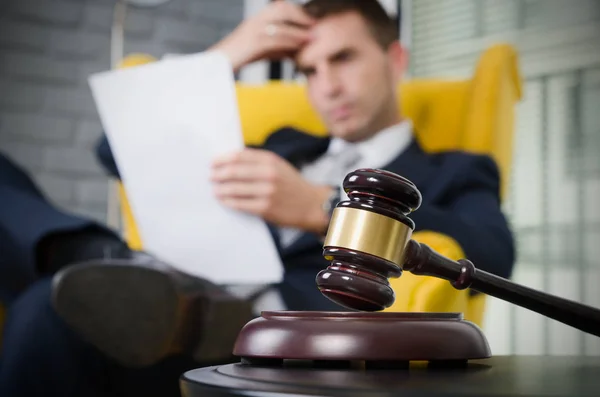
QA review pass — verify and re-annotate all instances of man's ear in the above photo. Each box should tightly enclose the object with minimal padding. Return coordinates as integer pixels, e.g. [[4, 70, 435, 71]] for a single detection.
[[387, 41, 409, 81]]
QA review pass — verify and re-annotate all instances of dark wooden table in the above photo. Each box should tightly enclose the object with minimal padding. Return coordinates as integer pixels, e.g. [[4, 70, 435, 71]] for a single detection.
[[180, 355, 600, 397]]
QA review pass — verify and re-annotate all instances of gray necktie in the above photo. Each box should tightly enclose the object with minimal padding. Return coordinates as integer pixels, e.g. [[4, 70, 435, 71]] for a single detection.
[[315, 145, 362, 186]]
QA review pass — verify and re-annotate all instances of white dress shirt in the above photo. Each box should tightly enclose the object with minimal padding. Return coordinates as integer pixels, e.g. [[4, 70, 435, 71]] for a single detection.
[[302, 119, 414, 200]]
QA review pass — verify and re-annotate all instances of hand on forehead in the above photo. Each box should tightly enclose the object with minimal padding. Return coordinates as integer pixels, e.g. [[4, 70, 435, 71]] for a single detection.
[[294, 12, 373, 68]]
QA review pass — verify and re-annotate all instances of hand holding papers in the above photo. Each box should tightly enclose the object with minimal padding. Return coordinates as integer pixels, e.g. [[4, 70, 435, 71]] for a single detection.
[[88, 51, 283, 284]]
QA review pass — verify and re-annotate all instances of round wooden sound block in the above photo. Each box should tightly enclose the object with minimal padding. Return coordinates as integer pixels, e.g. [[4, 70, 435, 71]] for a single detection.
[[233, 311, 490, 368]]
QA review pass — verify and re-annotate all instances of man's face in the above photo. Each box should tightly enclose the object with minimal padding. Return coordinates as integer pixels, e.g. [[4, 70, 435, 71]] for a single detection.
[[295, 11, 406, 142]]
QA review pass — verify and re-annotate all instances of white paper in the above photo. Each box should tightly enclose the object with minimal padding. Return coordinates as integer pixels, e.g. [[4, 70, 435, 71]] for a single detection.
[[88, 51, 283, 284]]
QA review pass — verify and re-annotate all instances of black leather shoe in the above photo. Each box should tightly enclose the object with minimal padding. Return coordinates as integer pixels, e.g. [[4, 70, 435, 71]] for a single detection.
[[51, 255, 255, 368]]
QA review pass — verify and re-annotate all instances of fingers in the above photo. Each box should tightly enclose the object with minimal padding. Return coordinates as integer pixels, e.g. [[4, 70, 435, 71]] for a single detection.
[[213, 149, 278, 169], [268, 1, 315, 28], [213, 176, 274, 218], [219, 196, 268, 217], [211, 150, 279, 214], [211, 150, 280, 185], [264, 23, 312, 52], [211, 149, 285, 216], [212, 163, 275, 183], [212, 148, 261, 166], [213, 181, 274, 199], [261, 1, 314, 55]]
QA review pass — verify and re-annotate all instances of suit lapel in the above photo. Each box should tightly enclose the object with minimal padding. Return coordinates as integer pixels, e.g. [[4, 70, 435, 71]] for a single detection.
[[260, 128, 331, 169], [381, 138, 438, 201]]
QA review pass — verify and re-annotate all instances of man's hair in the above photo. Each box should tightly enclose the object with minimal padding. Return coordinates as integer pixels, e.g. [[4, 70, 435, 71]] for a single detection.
[[302, 0, 399, 49]]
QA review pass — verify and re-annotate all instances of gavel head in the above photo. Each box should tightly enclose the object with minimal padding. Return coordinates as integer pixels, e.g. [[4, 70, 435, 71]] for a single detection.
[[316, 168, 422, 311]]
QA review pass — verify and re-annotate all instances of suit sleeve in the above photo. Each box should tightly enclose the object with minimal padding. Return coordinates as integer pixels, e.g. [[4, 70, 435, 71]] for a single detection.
[[409, 156, 515, 279], [95, 134, 121, 179]]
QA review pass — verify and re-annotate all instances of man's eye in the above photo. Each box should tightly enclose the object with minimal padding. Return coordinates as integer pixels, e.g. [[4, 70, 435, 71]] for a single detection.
[[334, 52, 353, 62]]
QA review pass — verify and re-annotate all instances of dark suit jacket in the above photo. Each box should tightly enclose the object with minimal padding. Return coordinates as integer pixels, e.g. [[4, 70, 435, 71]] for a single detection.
[[96, 127, 515, 311]]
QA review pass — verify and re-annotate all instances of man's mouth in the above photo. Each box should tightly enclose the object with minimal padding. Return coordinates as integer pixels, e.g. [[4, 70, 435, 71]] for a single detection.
[[330, 105, 352, 121]]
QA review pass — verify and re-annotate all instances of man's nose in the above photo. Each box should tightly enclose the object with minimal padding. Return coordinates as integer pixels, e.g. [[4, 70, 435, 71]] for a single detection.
[[316, 66, 342, 98]]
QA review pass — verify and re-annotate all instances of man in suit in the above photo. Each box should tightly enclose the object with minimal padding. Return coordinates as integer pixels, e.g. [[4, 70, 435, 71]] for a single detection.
[[0, 1, 515, 396]]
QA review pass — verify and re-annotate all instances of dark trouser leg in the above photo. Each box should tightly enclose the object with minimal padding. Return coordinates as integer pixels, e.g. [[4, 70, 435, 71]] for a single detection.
[[0, 278, 108, 397], [1, 153, 253, 369], [0, 222, 24, 304], [0, 278, 199, 397], [0, 154, 126, 298]]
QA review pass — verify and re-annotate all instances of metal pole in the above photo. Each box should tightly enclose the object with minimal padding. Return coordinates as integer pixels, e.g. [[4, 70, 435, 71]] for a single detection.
[[106, 0, 128, 232]]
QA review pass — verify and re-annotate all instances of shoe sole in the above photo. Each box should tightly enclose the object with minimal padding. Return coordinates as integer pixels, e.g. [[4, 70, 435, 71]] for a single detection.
[[52, 261, 254, 368]]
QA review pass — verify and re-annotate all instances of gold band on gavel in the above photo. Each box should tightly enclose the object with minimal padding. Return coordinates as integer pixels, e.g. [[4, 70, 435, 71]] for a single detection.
[[323, 207, 413, 266]]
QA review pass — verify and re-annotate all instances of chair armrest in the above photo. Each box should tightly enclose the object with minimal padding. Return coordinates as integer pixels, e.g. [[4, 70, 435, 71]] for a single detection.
[[118, 182, 144, 251], [385, 231, 485, 325]]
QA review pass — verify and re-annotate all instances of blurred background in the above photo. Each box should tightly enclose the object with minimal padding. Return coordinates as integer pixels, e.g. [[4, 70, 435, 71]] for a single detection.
[[0, 0, 599, 356]]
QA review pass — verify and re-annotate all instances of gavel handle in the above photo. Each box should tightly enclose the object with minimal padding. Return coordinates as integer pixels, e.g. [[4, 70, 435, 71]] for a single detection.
[[403, 240, 600, 337]]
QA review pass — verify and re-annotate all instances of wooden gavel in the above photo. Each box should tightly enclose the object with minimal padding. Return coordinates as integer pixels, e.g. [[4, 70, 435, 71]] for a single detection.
[[316, 168, 600, 337]]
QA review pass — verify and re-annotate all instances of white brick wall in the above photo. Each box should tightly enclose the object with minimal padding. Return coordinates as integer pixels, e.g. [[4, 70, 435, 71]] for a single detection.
[[0, 0, 244, 224]]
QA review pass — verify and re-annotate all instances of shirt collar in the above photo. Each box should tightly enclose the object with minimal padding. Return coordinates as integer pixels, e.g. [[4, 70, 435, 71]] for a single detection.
[[327, 120, 414, 167]]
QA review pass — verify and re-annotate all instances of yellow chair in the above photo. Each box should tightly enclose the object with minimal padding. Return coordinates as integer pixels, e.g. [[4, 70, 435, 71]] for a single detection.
[[0, 44, 521, 339], [0, 44, 522, 339], [116, 43, 521, 328]]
